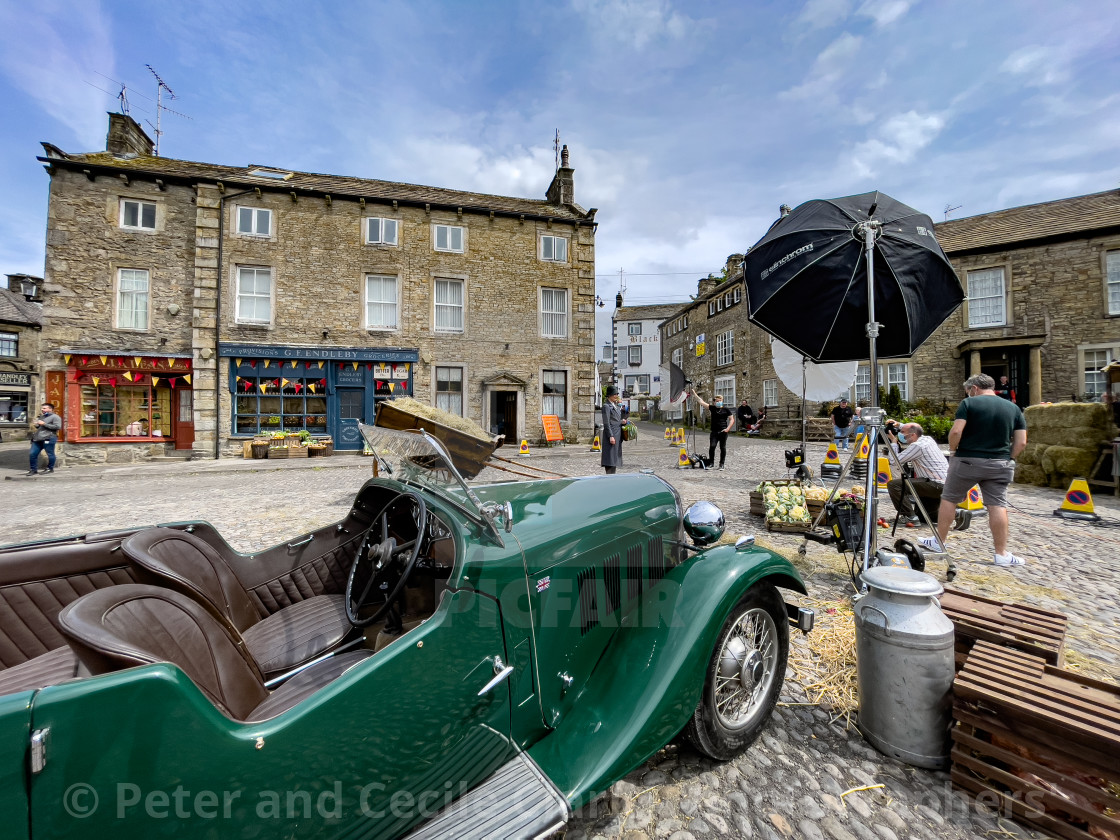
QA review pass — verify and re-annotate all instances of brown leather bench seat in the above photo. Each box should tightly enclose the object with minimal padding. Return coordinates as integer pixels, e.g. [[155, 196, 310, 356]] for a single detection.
[[60, 584, 372, 721], [0, 646, 80, 696]]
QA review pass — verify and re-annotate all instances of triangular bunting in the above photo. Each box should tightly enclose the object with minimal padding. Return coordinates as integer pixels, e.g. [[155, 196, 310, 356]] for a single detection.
[[294, 383, 302, 393], [263, 360, 271, 368], [183, 374, 190, 384], [99, 356, 107, 365], [249, 360, 256, 368], [235, 358, 242, 368], [290, 360, 298, 368], [92, 376, 100, 386], [64, 354, 71, 364], [133, 357, 142, 367], [318, 361, 324, 369], [281, 378, 290, 387], [352, 362, 359, 371], [152, 377, 160, 386], [388, 382, 395, 392], [308, 383, 316, 394], [259, 383, 267, 394], [123, 371, 134, 381]]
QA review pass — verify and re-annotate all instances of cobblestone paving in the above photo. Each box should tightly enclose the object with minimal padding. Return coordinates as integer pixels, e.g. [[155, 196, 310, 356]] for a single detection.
[[3, 425, 1117, 840]]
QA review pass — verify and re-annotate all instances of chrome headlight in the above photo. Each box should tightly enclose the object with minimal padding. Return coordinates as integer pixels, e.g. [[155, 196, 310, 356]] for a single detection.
[[683, 500, 725, 546]]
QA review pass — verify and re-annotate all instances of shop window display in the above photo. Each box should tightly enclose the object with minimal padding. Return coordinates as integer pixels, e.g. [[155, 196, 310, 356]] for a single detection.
[[235, 376, 327, 436], [79, 384, 171, 439]]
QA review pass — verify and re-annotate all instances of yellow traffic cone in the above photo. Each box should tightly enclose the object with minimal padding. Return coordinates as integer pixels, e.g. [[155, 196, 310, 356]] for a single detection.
[[823, 443, 840, 464], [519, 439, 531, 457], [677, 428, 686, 447], [678, 446, 690, 468], [590, 435, 601, 452], [855, 433, 871, 460], [1054, 478, 1100, 521], [875, 455, 892, 488], [957, 485, 984, 510], [664, 427, 671, 441]]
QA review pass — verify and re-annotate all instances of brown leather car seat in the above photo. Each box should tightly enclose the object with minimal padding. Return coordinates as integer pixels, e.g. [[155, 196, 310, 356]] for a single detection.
[[121, 528, 352, 678], [58, 584, 371, 721]]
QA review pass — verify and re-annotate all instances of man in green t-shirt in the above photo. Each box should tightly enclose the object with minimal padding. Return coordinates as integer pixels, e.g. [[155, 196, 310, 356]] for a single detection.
[[921, 373, 1027, 566]]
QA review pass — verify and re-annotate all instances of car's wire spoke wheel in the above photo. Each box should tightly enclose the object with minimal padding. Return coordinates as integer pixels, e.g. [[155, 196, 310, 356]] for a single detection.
[[712, 607, 778, 730], [684, 584, 789, 761]]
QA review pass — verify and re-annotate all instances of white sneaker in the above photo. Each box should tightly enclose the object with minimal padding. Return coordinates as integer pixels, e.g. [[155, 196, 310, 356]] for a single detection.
[[919, 537, 942, 552], [994, 553, 1025, 567]]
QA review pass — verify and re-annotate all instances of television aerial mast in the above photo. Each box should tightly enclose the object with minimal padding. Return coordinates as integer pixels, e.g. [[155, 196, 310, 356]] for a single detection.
[[145, 64, 191, 156]]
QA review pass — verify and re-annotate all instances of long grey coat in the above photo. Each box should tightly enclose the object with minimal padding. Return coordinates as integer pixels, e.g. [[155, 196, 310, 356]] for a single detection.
[[601, 401, 624, 468]]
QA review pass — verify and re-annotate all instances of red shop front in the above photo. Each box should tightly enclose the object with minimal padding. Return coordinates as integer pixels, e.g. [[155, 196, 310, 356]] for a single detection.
[[61, 353, 194, 450]]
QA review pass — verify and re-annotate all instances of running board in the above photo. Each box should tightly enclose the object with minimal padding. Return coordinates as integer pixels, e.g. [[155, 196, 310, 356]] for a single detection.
[[403, 753, 570, 840]]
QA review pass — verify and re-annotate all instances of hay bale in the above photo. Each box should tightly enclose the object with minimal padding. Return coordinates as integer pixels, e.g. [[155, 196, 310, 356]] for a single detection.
[[1013, 464, 1047, 486], [1028, 424, 1112, 447], [1016, 442, 1048, 467], [1025, 402, 1113, 432], [1040, 444, 1097, 481], [386, 397, 492, 442]]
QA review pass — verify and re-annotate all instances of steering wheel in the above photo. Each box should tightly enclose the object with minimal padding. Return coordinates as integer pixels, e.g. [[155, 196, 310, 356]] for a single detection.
[[345, 492, 428, 627]]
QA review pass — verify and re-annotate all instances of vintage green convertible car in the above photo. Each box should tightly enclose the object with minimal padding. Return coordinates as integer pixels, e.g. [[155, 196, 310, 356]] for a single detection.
[[0, 426, 812, 839]]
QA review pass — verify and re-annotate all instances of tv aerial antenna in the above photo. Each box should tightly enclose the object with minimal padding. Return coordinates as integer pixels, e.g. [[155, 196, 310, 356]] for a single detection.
[[554, 129, 561, 172], [145, 64, 191, 156], [944, 203, 962, 220]]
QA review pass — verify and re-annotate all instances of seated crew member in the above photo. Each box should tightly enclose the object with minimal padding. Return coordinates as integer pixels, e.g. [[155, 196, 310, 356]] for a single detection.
[[745, 407, 767, 436], [736, 399, 756, 435], [884, 422, 948, 524]]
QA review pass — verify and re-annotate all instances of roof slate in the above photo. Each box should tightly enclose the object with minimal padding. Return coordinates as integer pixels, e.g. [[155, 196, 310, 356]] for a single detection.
[[42, 149, 593, 223], [934, 189, 1120, 254], [615, 303, 690, 321], [0, 288, 42, 326]]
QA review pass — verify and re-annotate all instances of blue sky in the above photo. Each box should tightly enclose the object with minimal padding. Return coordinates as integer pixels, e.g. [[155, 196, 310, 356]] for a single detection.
[[1, 0, 1117, 346]]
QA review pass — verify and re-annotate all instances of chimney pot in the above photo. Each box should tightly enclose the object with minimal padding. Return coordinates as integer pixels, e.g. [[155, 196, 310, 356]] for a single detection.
[[561, 145, 569, 167]]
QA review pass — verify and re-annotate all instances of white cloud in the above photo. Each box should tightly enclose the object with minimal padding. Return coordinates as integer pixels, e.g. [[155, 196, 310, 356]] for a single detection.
[[781, 31, 863, 100], [793, 0, 852, 30], [850, 110, 946, 177], [570, 0, 698, 49], [0, 0, 114, 149], [856, 0, 912, 27], [1000, 46, 1070, 86]]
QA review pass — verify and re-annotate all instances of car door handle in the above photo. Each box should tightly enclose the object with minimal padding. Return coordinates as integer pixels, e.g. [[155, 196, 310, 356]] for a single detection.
[[477, 657, 514, 696]]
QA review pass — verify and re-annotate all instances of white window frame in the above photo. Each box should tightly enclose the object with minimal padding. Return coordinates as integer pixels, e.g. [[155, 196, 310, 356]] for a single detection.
[[542, 369, 568, 419], [886, 362, 909, 402], [119, 199, 156, 231], [716, 330, 734, 366], [854, 363, 885, 404], [628, 322, 642, 336], [0, 331, 17, 358], [434, 278, 465, 332], [628, 345, 642, 366], [540, 234, 568, 263], [365, 217, 399, 246], [433, 224, 465, 253], [235, 265, 273, 326], [1079, 343, 1118, 398], [624, 374, 650, 397], [364, 274, 399, 331], [1106, 250, 1120, 316], [671, 348, 683, 370], [116, 268, 150, 331], [967, 267, 1007, 328], [236, 206, 273, 238], [434, 366, 464, 416], [763, 378, 778, 408], [540, 288, 568, 338], [733, 286, 742, 303], [714, 375, 735, 405]]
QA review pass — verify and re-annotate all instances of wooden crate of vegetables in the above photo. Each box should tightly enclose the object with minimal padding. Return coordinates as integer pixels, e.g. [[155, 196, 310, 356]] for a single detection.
[[757, 481, 813, 532]]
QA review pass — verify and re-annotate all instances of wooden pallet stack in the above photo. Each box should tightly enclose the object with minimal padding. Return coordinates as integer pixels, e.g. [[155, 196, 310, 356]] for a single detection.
[[951, 641, 1120, 840], [939, 587, 1068, 670]]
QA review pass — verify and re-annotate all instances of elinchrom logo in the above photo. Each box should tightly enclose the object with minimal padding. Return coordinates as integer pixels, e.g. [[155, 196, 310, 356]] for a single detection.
[[760, 243, 813, 280]]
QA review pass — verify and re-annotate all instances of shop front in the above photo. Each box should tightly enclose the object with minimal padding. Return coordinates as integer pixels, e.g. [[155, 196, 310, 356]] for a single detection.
[[59, 352, 194, 456], [220, 343, 417, 451], [0, 371, 33, 440]]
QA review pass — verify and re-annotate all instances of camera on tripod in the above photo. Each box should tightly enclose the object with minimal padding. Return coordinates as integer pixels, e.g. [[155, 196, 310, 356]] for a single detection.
[[883, 419, 900, 437], [784, 447, 804, 469]]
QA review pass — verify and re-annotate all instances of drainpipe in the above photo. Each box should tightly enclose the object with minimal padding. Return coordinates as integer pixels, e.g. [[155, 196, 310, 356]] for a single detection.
[[214, 188, 252, 459]]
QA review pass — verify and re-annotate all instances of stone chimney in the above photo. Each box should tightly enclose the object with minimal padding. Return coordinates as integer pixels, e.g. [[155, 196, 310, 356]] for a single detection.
[[106, 113, 154, 157], [697, 274, 721, 299], [546, 145, 575, 207], [724, 253, 745, 281]]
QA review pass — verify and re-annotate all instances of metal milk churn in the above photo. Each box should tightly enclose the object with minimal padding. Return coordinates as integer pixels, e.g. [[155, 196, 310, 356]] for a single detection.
[[854, 566, 954, 769]]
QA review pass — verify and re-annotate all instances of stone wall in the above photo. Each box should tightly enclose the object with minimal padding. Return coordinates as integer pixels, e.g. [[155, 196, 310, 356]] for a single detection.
[[40, 156, 595, 460]]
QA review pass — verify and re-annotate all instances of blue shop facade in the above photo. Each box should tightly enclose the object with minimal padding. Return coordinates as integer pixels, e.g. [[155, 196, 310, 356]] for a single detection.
[[220, 343, 417, 451]]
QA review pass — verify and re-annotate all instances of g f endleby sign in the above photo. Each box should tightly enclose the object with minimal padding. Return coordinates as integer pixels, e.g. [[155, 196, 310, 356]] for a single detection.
[[0, 372, 31, 387]]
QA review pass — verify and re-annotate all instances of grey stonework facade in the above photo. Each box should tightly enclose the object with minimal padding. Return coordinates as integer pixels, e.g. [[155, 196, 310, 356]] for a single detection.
[[36, 114, 597, 462]]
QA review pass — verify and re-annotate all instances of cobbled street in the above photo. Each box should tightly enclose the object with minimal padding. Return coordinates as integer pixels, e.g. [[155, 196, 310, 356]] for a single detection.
[[3, 424, 1118, 840]]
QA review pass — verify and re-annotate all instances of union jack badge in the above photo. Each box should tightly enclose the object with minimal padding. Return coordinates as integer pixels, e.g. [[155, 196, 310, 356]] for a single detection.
[[536, 576, 551, 593]]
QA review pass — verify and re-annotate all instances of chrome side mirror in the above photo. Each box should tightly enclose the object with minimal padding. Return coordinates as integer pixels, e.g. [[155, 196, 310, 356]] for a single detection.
[[683, 500, 725, 546]]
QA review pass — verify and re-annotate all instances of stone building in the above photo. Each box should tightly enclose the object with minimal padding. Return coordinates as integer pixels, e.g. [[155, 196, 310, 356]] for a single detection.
[[611, 301, 687, 416], [916, 189, 1120, 405], [0, 275, 43, 441], [658, 256, 790, 423], [36, 113, 597, 462]]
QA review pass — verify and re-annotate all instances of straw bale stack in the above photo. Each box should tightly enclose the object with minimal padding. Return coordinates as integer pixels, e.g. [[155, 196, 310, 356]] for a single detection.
[[1018, 402, 1114, 488], [386, 397, 492, 442]]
